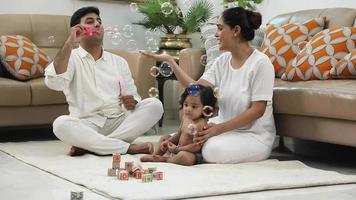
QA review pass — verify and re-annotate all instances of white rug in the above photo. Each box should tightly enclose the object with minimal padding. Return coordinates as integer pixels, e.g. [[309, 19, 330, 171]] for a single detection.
[[1, 139, 356, 200]]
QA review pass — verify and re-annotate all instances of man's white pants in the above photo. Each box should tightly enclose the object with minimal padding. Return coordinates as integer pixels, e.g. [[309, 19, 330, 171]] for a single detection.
[[53, 98, 163, 155]]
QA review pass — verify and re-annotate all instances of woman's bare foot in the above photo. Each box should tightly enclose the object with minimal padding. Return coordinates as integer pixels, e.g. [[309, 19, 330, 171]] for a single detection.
[[68, 146, 88, 156], [127, 142, 154, 154], [140, 155, 167, 162]]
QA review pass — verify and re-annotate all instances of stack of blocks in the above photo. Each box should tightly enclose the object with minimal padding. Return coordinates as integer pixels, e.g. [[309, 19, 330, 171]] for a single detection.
[[107, 153, 163, 182]]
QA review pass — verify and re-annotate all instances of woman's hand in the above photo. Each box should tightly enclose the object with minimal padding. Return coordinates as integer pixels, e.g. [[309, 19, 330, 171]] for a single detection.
[[140, 51, 175, 64], [193, 123, 220, 145]]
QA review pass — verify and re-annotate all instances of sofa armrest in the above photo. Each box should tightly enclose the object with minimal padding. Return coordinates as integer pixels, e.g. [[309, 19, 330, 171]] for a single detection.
[[106, 49, 156, 99], [179, 48, 206, 81], [135, 53, 156, 99]]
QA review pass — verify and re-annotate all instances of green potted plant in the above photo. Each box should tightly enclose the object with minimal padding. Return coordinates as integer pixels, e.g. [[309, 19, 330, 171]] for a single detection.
[[134, 0, 213, 34], [133, 0, 213, 58], [223, 0, 263, 10]]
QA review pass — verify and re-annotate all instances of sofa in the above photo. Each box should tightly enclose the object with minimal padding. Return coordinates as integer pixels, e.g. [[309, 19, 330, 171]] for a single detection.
[[0, 14, 156, 129], [179, 7, 356, 147]]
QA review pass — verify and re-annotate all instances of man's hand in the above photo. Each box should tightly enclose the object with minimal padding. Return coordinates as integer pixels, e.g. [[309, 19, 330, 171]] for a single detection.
[[121, 95, 137, 110], [66, 24, 85, 47]]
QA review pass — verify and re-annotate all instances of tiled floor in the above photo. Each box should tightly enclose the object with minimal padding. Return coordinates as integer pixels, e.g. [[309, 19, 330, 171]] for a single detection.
[[1, 115, 356, 200]]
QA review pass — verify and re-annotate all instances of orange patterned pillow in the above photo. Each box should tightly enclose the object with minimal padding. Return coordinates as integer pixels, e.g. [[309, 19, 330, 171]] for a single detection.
[[282, 27, 356, 81], [0, 35, 52, 81], [261, 18, 325, 77], [330, 49, 356, 78]]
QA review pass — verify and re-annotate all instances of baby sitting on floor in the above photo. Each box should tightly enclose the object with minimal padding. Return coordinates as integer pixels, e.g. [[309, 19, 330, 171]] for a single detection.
[[141, 84, 217, 165]]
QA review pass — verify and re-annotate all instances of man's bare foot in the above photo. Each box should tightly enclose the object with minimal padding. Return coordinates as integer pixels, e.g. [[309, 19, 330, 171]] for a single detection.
[[68, 146, 88, 156], [140, 155, 167, 162], [127, 142, 154, 154]]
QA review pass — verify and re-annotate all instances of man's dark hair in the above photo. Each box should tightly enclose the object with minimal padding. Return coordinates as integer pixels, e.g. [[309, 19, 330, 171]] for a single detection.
[[70, 6, 100, 27]]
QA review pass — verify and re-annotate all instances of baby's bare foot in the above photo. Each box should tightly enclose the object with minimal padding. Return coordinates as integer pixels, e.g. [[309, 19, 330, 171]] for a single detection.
[[140, 155, 167, 162], [127, 143, 154, 154]]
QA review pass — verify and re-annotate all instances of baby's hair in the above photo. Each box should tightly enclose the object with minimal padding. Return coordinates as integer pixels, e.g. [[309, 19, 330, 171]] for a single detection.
[[179, 84, 217, 117]]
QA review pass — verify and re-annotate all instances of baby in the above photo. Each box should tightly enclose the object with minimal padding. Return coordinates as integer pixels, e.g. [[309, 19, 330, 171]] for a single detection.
[[140, 84, 217, 165]]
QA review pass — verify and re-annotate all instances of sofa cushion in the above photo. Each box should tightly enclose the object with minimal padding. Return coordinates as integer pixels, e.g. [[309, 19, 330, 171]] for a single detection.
[[0, 77, 31, 106], [29, 77, 67, 105], [261, 18, 325, 77], [273, 78, 356, 121], [0, 35, 52, 81], [282, 27, 356, 81], [330, 49, 356, 78]]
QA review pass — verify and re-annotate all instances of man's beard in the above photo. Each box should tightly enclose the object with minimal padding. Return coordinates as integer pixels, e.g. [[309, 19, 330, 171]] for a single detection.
[[85, 35, 103, 46]]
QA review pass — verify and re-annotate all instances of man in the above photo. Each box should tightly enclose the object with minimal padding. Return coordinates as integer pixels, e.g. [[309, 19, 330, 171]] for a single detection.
[[45, 6, 163, 156]]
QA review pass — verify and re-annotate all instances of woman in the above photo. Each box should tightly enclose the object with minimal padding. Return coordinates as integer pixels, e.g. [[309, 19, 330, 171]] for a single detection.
[[141, 7, 275, 164]]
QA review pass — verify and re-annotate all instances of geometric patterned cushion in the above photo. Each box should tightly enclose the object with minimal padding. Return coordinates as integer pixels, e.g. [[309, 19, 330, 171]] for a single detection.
[[0, 35, 52, 81], [281, 27, 356, 81], [261, 18, 325, 77], [249, 28, 265, 49], [330, 48, 356, 79]]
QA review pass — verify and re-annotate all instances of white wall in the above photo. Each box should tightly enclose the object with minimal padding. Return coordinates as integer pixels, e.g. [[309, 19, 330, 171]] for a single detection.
[[1, 0, 355, 48]]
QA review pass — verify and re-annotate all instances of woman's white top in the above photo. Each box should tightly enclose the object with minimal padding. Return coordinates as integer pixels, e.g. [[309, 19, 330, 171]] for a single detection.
[[201, 49, 276, 147]]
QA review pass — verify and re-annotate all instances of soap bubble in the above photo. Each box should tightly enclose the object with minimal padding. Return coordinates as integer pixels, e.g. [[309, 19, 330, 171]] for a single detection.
[[105, 26, 114, 37], [147, 38, 159, 52], [187, 123, 198, 136], [148, 87, 159, 98], [130, 2, 138, 12], [159, 62, 173, 77], [187, 83, 200, 96], [127, 39, 138, 52], [145, 30, 154, 40], [200, 54, 207, 66], [175, 7, 183, 19], [48, 36, 55, 44], [150, 66, 160, 77], [213, 87, 220, 98], [110, 32, 122, 46], [153, 28, 163, 37], [202, 105, 214, 117], [122, 24, 134, 38], [161, 2, 174, 16], [113, 25, 120, 33]]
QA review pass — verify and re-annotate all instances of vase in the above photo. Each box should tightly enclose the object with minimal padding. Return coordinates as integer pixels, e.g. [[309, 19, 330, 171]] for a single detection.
[[158, 34, 192, 60]]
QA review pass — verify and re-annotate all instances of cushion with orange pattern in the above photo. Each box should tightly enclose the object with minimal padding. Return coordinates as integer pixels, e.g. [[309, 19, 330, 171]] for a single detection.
[[281, 27, 356, 81], [0, 35, 52, 81], [330, 48, 356, 79], [261, 18, 325, 77]]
